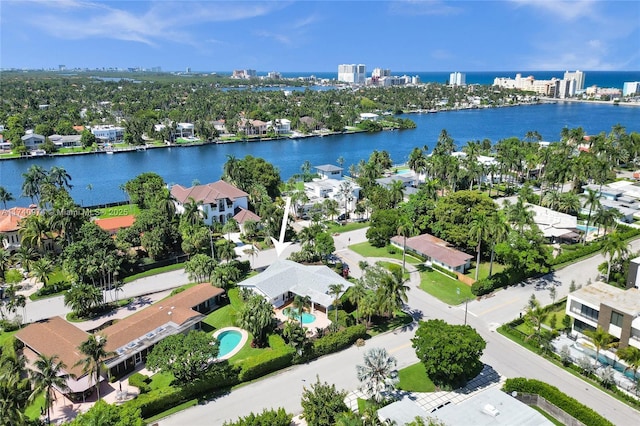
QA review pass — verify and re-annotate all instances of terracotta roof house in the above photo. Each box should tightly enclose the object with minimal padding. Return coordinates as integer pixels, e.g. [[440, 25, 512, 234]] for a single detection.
[[233, 207, 261, 235], [170, 180, 251, 225], [15, 284, 225, 399], [299, 116, 323, 131], [238, 259, 352, 310], [0, 206, 38, 251], [391, 233, 473, 273], [94, 215, 136, 235]]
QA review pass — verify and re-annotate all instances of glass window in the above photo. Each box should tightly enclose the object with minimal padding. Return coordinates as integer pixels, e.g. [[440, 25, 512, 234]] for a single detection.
[[611, 311, 624, 327]]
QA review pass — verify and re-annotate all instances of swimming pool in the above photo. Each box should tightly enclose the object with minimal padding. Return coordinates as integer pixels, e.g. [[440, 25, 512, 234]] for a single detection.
[[283, 307, 316, 324], [213, 327, 248, 360], [576, 224, 599, 233]]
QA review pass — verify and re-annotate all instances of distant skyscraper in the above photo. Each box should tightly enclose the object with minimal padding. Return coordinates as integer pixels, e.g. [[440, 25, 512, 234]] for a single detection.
[[564, 70, 585, 91], [372, 68, 391, 78], [338, 64, 366, 84], [623, 82, 640, 97], [449, 72, 466, 86], [58, 65, 66, 71], [186, 67, 191, 73]]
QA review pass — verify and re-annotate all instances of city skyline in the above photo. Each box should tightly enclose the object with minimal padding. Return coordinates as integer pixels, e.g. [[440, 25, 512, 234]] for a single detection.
[[1, 1, 639, 72]]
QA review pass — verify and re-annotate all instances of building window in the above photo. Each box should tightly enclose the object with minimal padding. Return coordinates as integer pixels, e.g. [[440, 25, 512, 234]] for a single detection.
[[579, 304, 599, 321], [611, 311, 624, 327]]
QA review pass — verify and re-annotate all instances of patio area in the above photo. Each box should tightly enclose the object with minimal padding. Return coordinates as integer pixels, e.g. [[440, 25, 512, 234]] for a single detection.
[[274, 300, 332, 332]]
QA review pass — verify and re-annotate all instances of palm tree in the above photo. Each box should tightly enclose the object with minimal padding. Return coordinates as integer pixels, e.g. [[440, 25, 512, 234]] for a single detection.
[[584, 326, 614, 369], [356, 347, 398, 403], [48, 166, 73, 190], [557, 192, 581, 215], [30, 257, 54, 287], [292, 294, 311, 326], [488, 211, 509, 278], [593, 206, 621, 235], [582, 189, 601, 244], [0, 248, 11, 282], [347, 279, 368, 324], [389, 180, 405, 208], [21, 165, 47, 203], [19, 214, 50, 250], [525, 299, 548, 343], [236, 294, 275, 347], [74, 334, 115, 401], [618, 346, 640, 395], [328, 283, 344, 324], [541, 190, 562, 211], [0, 186, 15, 208], [371, 265, 409, 318], [601, 232, 628, 282], [182, 197, 205, 226], [64, 282, 103, 318], [470, 212, 490, 281], [30, 354, 72, 425], [396, 215, 413, 274]]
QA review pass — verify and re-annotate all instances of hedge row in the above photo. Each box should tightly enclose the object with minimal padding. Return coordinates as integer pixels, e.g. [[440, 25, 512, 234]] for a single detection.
[[238, 348, 294, 382], [222, 408, 292, 426], [312, 324, 367, 357], [502, 378, 615, 426], [551, 225, 640, 266], [471, 268, 526, 296]]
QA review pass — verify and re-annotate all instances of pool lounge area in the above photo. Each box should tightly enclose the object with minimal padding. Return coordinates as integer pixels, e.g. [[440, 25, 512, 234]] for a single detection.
[[275, 302, 331, 331]]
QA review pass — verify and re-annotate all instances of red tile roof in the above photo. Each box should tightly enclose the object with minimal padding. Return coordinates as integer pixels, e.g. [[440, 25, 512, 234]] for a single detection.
[[391, 233, 473, 268], [233, 207, 261, 224], [170, 180, 248, 204], [0, 207, 38, 232], [94, 215, 136, 233]]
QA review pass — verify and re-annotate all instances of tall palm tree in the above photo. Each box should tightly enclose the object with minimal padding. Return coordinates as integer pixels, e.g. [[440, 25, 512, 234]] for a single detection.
[[0, 186, 15, 208], [396, 215, 413, 274], [372, 265, 409, 318], [488, 211, 509, 277], [618, 346, 640, 395], [292, 294, 311, 326], [557, 192, 582, 215], [0, 248, 11, 282], [30, 257, 54, 287], [48, 166, 73, 190], [388, 180, 405, 208], [19, 213, 50, 250], [470, 212, 491, 281], [236, 294, 275, 347], [601, 232, 628, 282], [582, 189, 601, 244], [541, 190, 562, 211], [584, 327, 614, 369], [74, 334, 115, 401], [356, 347, 398, 403], [593, 206, 622, 235], [328, 283, 344, 324], [347, 279, 368, 324], [21, 165, 47, 203], [30, 354, 72, 425]]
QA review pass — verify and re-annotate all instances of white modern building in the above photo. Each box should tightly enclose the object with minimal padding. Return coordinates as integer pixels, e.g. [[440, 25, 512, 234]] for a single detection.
[[154, 122, 195, 139], [449, 72, 466, 86], [623, 82, 640, 97], [298, 165, 360, 219], [566, 281, 640, 350], [338, 64, 366, 84], [371, 68, 391, 78], [265, 118, 292, 135], [563, 70, 585, 91], [91, 125, 125, 144]]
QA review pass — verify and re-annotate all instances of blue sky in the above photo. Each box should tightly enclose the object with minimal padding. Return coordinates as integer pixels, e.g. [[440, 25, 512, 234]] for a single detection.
[[1, 1, 638, 72]]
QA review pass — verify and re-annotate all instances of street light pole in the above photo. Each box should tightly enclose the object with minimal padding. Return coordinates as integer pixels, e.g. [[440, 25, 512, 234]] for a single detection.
[[458, 287, 469, 325]]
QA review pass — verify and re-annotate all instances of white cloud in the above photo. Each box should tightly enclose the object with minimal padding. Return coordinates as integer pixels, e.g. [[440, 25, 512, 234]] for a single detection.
[[509, 0, 598, 21], [254, 30, 292, 45]]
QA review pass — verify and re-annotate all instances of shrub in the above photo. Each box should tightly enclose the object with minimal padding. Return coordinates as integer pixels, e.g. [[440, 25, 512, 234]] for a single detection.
[[238, 348, 294, 382], [128, 372, 151, 394], [223, 408, 292, 426], [386, 244, 397, 255], [471, 268, 526, 296], [312, 324, 367, 358], [502, 378, 614, 426]]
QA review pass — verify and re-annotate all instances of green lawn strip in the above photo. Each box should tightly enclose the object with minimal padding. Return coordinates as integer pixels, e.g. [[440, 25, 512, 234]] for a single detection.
[[466, 262, 505, 281], [325, 221, 371, 234], [122, 263, 185, 283], [397, 362, 435, 392], [349, 242, 421, 264], [24, 392, 45, 420], [368, 311, 413, 336], [530, 405, 564, 426], [0, 330, 18, 355], [94, 204, 141, 218], [419, 270, 474, 305], [66, 299, 133, 322], [144, 399, 198, 423], [149, 371, 175, 390], [376, 261, 409, 280]]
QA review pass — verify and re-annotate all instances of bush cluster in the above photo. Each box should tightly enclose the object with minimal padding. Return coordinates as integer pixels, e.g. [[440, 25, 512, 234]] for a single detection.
[[471, 268, 526, 296], [502, 378, 614, 426], [127, 372, 151, 394], [237, 348, 294, 382], [312, 324, 367, 358], [222, 408, 292, 426]]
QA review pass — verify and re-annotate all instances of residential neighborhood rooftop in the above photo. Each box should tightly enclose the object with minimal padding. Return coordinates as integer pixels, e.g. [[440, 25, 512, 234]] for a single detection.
[[570, 282, 640, 316], [170, 180, 249, 204], [391, 234, 473, 268]]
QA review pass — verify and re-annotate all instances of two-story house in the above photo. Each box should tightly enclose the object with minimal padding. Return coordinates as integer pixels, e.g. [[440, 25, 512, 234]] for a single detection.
[[170, 180, 252, 225]]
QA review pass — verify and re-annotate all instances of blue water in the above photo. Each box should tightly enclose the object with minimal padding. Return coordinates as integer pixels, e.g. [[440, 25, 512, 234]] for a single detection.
[[1, 102, 638, 208], [216, 330, 242, 357], [577, 225, 599, 233], [283, 307, 316, 324], [575, 343, 639, 381]]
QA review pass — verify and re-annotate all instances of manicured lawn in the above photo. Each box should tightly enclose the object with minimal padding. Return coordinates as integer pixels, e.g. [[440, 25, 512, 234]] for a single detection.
[[368, 311, 414, 336], [149, 371, 175, 389], [376, 261, 410, 280], [0, 330, 18, 355], [122, 262, 185, 283], [419, 269, 474, 305], [94, 204, 141, 218], [397, 362, 435, 392], [349, 242, 421, 264], [466, 262, 505, 281], [324, 221, 370, 234], [202, 304, 237, 331]]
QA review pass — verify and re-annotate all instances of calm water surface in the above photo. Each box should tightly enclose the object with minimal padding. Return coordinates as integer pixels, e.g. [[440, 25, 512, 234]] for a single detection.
[[1, 102, 638, 208]]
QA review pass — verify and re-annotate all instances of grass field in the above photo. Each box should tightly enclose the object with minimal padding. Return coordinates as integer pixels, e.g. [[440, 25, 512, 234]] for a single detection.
[[325, 221, 370, 234], [122, 262, 185, 283], [349, 242, 422, 264], [466, 262, 506, 281], [419, 268, 474, 305], [397, 362, 435, 392]]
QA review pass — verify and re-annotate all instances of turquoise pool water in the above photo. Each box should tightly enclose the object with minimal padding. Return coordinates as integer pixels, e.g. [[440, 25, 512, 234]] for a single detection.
[[216, 330, 242, 357], [576, 224, 599, 233], [283, 307, 316, 324]]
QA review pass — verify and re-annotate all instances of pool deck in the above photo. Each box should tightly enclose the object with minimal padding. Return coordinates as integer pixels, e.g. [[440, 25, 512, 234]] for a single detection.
[[213, 326, 249, 360], [275, 302, 331, 332]]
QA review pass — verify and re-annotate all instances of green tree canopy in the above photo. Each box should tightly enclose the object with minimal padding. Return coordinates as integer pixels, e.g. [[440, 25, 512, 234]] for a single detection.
[[146, 330, 219, 383], [412, 319, 486, 388], [124, 172, 167, 209], [301, 376, 349, 426], [222, 155, 282, 199]]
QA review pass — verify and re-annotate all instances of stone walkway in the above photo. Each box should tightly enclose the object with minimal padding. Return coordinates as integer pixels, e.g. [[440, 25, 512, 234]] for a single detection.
[[345, 364, 503, 414]]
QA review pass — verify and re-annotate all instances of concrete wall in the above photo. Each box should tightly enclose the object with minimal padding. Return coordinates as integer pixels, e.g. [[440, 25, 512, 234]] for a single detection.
[[515, 393, 586, 426]]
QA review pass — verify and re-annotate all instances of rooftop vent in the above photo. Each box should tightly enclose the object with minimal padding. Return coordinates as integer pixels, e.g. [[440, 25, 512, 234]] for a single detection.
[[482, 404, 500, 417]]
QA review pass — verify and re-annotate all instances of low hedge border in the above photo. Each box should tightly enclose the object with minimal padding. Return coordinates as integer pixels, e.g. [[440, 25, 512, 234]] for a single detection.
[[503, 378, 614, 426], [312, 324, 367, 358]]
